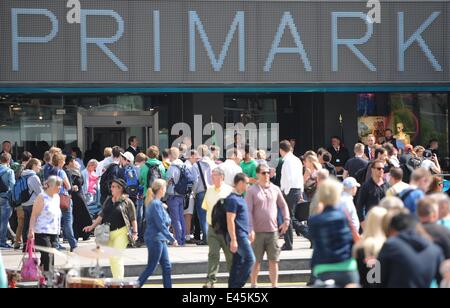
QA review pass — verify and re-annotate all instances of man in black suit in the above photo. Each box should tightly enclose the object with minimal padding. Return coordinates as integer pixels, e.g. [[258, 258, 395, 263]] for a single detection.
[[364, 134, 377, 161], [126, 136, 141, 158], [327, 136, 350, 175]]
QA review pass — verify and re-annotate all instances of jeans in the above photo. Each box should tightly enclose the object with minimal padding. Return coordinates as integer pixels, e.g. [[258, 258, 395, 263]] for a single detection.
[[228, 236, 256, 288], [136, 198, 145, 242], [61, 203, 77, 250], [283, 189, 303, 250], [167, 195, 186, 246], [0, 198, 12, 246], [22, 206, 33, 252], [138, 240, 172, 288], [207, 226, 233, 284], [194, 192, 208, 242]]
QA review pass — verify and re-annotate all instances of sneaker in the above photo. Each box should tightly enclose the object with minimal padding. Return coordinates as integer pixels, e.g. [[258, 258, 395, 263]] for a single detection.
[[196, 240, 208, 246], [281, 244, 292, 251], [203, 282, 215, 288], [14, 243, 21, 250]]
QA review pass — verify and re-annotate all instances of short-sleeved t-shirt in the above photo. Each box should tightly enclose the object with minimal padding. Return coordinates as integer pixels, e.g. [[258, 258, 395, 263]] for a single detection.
[[225, 193, 249, 238], [240, 159, 258, 179]]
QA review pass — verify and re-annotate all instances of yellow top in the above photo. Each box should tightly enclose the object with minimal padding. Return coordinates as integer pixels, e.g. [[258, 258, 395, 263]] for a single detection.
[[202, 183, 233, 225]]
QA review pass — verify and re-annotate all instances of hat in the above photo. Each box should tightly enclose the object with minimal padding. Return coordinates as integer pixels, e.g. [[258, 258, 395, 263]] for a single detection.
[[343, 177, 361, 189], [120, 151, 135, 164], [111, 178, 127, 191]]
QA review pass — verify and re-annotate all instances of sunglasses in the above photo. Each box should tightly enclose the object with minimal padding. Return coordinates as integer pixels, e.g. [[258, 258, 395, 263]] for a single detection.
[[260, 171, 270, 175], [373, 167, 384, 171]]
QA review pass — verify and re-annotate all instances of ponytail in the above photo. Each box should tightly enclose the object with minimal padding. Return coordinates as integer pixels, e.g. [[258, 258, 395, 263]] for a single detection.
[[145, 179, 167, 206], [145, 188, 155, 206]]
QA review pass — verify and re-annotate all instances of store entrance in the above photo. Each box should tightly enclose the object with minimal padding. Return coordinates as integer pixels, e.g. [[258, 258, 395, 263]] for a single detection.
[[77, 110, 159, 154]]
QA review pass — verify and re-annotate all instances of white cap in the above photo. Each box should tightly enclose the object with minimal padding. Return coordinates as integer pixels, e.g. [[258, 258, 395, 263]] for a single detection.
[[120, 151, 135, 164], [342, 177, 361, 189]]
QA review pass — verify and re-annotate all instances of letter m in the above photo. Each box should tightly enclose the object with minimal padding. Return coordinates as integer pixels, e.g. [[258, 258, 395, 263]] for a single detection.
[[189, 11, 245, 72]]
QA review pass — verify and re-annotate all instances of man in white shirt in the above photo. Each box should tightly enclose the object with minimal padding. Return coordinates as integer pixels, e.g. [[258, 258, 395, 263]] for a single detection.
[[421, 150, 441, 175], [95, 147, 113, 177], [336, 177, 361, 233], [386, 167, 410, 197], [218, 148, 243, 187], [279, 140, 304, 251]]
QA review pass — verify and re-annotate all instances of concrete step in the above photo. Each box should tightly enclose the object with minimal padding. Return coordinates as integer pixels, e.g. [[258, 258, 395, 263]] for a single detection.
[[80, 257, 312, 279], [129, 270, 311, 285]]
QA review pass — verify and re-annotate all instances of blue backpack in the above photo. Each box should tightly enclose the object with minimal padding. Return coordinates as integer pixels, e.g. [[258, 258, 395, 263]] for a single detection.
[[174, 165, 195, 196], [11, 174, 33, 208], [123, 165, 139, 198], [0, 169, 10, 193]]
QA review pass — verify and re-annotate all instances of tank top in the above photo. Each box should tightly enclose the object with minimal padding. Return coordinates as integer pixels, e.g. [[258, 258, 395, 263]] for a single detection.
[[34, 192, 61, 235]]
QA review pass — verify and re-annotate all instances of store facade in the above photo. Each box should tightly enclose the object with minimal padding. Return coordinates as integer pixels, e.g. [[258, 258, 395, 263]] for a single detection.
[[0, 1, 449, 164]]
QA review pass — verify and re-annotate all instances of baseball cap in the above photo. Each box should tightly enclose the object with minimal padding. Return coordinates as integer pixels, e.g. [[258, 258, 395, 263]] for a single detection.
[[120, 151, 135, 164], [343, 177, 361, 189]]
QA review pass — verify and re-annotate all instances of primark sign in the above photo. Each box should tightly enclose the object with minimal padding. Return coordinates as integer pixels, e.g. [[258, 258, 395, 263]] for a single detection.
[[0, 0, 449, 84]]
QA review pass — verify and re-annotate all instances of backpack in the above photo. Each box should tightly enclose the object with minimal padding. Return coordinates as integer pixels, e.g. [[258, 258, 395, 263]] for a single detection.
[[123, 165, 139, 198], [145, 163, 162, 188], [0, 169, 10, 193], [100, 163, 120, 198], [173, 165, 195, 196], [11, 174, 34, 208], [211, 198, 228, 237], [398, 188, 416, 202]]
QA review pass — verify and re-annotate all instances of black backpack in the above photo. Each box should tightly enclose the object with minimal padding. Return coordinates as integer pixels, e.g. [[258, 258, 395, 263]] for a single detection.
[[0, 169, 10, 193], [211, 198, 228, 238], [100, 163, 120, 198], [146, 163, 163, 188]]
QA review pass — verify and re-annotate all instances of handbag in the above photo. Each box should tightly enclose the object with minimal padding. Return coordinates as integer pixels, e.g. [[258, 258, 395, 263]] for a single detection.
[[94, 223, 110, 246], [20, 240, 41, 282], [59, 194, 71, 211]]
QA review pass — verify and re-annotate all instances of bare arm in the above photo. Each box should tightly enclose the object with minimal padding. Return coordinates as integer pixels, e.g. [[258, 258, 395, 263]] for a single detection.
[[83, 215, 103, 233], [227, 212, 238, 253], [28, 195, 44, 239]]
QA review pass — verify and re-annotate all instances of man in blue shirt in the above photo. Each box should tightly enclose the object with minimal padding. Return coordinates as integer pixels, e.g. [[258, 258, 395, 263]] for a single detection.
[[0, 153, 16, 249], [400, 168, 432, 214], [226, 173, 256, 288]]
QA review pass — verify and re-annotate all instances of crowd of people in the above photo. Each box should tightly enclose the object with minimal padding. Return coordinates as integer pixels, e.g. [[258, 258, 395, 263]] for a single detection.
[[0, 132, 450, 288]]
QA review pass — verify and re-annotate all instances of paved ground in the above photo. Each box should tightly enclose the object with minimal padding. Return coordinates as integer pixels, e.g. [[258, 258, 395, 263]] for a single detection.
[[2, 237, 312, 288], [2, 237, 312, 270]]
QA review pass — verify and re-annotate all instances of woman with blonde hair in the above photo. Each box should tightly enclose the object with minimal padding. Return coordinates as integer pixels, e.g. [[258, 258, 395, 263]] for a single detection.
[[309, 179, 359, 287], [138, 179, 177, 288], [353, 206, 388, 288], [304, 155, 323, 201]]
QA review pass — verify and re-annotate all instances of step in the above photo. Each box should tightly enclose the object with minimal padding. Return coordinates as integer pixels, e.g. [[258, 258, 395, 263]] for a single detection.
[[79, 258, 312, 278], [131, 270, 311, 285]]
